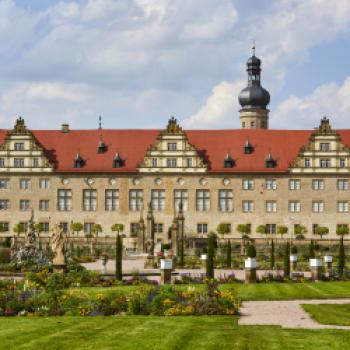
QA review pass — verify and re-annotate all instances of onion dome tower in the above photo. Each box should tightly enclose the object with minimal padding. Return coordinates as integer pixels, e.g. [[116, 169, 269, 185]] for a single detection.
[[238, 43, 270, 129]]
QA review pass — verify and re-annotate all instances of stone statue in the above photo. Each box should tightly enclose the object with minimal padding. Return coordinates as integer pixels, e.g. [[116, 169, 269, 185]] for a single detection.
[[51, 224, 66, 268]]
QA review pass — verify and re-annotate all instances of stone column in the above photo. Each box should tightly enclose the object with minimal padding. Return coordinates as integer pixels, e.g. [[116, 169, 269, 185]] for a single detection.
[[170, 219, 178, 254], [310, 259, 322, 281], [160, 259, 173, 284], [146, 202, 155, 256]]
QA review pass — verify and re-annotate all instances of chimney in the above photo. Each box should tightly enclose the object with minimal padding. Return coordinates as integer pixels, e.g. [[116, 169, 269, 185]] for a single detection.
[[61, 124, 70, 133]]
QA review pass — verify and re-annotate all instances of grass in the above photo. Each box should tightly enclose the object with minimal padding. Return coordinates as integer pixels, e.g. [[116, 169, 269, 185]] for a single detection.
[[303, 304, 350, 326], [69, 281, 350, 301], [0, 316, 350, 350]]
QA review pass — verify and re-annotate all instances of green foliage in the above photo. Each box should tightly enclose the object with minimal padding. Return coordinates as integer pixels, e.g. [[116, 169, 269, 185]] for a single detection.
[[115, 234, 123, 281], [277, 225, 288, 237], [314, 226, 329, 239], [0, 223, 7, 233], [336, 225, 349, 236], [226, 240, 232, 268], [309, 240, 315, 259], [294, 225, 307, 239], [291, 246, 298, 255], [111, 224, 124, 234], [216, 223, 231, 236], [256, 225, 267, 235], [13, 223, 26, 235], [71, 222, 83, 235], [283, 242, 290, 277], [206, 233, 216, 278], [0, 248, 11, 263], [246, 244, 256, 258], [34, 223, 44, 233], [270, 240, 275, 270], [91, 224, 103, 236], [338, 235, 345, 278], [236, 224, 251, 235]]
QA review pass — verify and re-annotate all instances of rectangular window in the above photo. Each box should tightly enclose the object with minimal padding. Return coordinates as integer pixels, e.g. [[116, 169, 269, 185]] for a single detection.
[[266, 201, 277, 213], [304, 158, 310, 168], [289, 179, 300, 190], [186, 158, 193, 167], [83, 189, 97, 211], [57, 189, 72, 211], [312, 201, 324, 213], [337, 179, 348, 190], [0, 222, 9, 232], [340, 158, 346, 168], [196, 190, 210, 211], [242, 200, 254, 213], [289, 201, 300, 212], [20, 200, 30, 211], [153, 223, 163, 233], [266, 224, 276, 234], [39, 222, 50, 232], [312, 179, 324, 190], [320, 159, 331, 168], [0, 179, 9, 189], [337, 201, 349, 213], [0, 200, 9, 210], [151, 190, 165, 211], [84, 223, 94, 234], [243, 179, 254, 190], [20, 179, 30, 189], [174, 190, 188, 211], [219, 190, 233, 212], [105, 189, 119, 211], [0, 158, 4, 167], [60, 222, 68, 233], [14, 142, 24, 151], [320, 143, 330, 151], [129, 190, 143, 211], [33, 158, 39, 167], [39, 200, 49, 211], [167, 158, 177, 167], [14, 158, 24, 168], [39, 178, 50, 189], [167, 143, 177, 151], [130, 223, 138, 236], [265, 179, 277, 190], [197, 223, 208, 234], [151, 158, 157, 167]]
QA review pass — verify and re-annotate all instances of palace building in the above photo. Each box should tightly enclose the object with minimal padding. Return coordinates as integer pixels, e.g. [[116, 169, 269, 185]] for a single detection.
[[0, 50, 350, 249]]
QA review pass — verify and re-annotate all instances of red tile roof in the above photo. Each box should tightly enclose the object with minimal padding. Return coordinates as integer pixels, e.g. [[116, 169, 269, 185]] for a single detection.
[[1, 128, 350, 173]]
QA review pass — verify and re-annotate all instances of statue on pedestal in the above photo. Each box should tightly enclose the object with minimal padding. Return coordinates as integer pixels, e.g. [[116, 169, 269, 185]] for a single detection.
[[51, 224, 66, 272]]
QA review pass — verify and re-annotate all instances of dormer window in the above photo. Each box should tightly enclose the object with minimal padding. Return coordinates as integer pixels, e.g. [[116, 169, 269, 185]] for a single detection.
[[320, 143, 330, 151], [244, 140, 254, 154], [14, 143, 24, 151], [113, 153, 124, 168], [265, 153, 277, 168], [223, 154, 234, 168], [340, 158, 346, 168], [152, 158, 157, 167], [33, 158, 39, 167], [97, 140, 107, 154], [74, 153, 85, 168], [186, 158, 193, 167], [167, 143, 177, 151], [304, 158, 310, 168]]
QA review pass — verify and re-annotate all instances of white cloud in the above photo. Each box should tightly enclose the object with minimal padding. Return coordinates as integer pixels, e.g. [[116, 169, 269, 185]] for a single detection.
[[272, 77, 350, 129]]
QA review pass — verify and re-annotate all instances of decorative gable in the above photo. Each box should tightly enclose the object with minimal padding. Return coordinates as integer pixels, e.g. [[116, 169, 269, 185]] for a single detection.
[[138, 117, 207, 173], [0, 117, 53, 173], [289, 117, 350, 173]]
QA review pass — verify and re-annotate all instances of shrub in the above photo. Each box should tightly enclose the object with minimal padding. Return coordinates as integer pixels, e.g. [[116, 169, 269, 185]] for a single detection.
[[246, 244, 256, 258], [0, 248, 11, 263]]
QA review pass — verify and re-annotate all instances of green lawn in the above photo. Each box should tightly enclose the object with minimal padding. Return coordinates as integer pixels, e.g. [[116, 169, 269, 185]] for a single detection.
[[0, 316, 350, 350], [303, 304, 350, 326], [69, 281, 350, 301]]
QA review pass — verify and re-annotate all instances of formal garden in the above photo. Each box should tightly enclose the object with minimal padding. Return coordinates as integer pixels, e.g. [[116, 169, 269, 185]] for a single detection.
[[1, 221, 350, 349]]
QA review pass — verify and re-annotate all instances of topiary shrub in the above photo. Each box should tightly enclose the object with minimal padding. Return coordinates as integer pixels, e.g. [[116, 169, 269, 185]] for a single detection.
[[291, 246, 298, 255], [246, 244, 256, 258]]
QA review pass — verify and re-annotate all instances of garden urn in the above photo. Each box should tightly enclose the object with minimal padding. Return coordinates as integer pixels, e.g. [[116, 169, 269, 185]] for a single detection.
[[290, 255, 298, 271], [309, 258, 322, 281], [160, 259, 173, 284], [245, 257, 257, 284]]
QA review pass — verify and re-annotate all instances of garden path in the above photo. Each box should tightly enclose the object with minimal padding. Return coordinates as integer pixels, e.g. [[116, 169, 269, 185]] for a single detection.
[[239, 299, 350, 329]]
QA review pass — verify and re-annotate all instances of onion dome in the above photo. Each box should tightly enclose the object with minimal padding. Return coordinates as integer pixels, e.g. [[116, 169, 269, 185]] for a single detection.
[[244, 139, 254, 154], [97, 139, 107, 154], [238, 45, 270, 110], [112, 152, 124, 168], [74, 153, 85, 168], [265, 153, 277, 168], [224, 153, 235, 168]]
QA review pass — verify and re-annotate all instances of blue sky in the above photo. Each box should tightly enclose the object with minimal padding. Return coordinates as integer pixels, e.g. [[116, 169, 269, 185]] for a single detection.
[[0, 0, 349, 130]]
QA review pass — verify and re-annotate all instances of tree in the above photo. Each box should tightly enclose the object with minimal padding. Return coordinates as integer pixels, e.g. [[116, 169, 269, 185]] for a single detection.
[[226, 240, 232, 268], [217, 223, 231, 236], [246, 244, 256, 258], [283, 242, 290, 278], [0, 223, 7, 234], [13, 223, 26, 236], [294, 225, 307, 240], [314, 226, 329, 240], [277, 225, 288, 239], [270, 239, 275, 270], [309, 240, 315, 259], [236, 224, 251, 254], [336, 225, 349, 237], [71, 222, 83, 236], [338, 235, 346, 278], [115, 232, 123, 281], [92, 224, 103, 238], [206, 232, 216, 279], [256, 225, 267, 236], [111, 223, 124, 235]]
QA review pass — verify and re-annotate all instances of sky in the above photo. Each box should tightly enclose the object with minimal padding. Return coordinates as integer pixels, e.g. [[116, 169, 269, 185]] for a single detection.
[[0, 0, 350, 130]]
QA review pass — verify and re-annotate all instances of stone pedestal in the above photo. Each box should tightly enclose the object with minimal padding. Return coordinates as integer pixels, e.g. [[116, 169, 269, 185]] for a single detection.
[[160, 259, 173, 284], [310, 259, 322, 281], [245, 258, 257, 284], [324, 255, 333, 276], [290, 255, 298, 272], [53, 264, 66, 273], [200, 254, 207, 268]]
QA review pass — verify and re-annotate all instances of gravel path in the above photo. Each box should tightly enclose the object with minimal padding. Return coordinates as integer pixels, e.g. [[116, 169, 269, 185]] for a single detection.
[[239, 299, 350, 329]]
